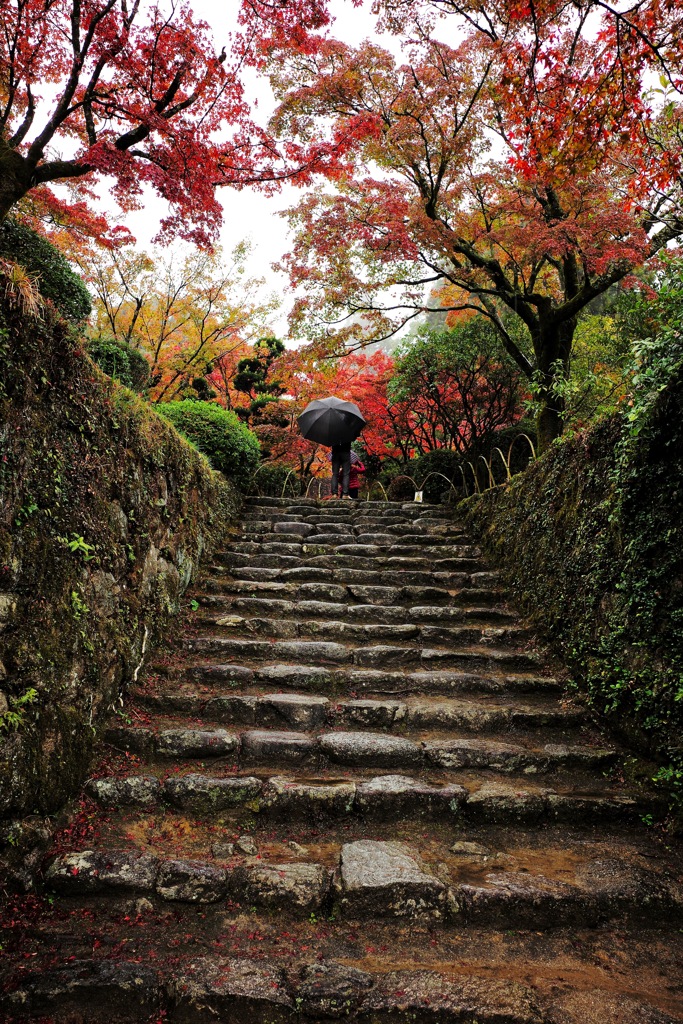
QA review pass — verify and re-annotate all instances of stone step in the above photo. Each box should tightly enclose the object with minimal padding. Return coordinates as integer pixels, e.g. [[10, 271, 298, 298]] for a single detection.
[[8, 938, 682, 1024], [177, 662, 563, 697], [197, 595, 519, 625], [226, 565, 501, 589], [43, 835, 682, 929], [195, 614, 530, 647], [103, 724, 614, 774], [230, 539, 480, 558], [0, 957, 543, 1024], [187, 636, 541, 672], [131, 689, 584, 733], [242, 521, 466, 539], [242, 503, 456, 520], [201, 577, 508, 607], [85, 771, 654, 828], [217, 550, 484, 573]]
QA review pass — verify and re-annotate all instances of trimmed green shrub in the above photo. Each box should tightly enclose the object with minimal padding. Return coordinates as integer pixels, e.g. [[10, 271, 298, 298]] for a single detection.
[[0, 219, 91, 323], [88, 336, 150, 393], [386, 475, 417, 502], [159, 401, 260, 490]]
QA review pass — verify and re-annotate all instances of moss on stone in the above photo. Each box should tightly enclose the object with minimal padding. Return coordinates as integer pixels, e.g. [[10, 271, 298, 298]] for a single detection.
[[0, 297, 241, 817], [462, 375, 683, 810]]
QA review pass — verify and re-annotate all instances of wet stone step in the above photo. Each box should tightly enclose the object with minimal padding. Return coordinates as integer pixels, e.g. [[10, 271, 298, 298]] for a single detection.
[[132, 689, 583, 733], [226, 566, 501, 589], [204, 597, 519, 624], [202, 578, 508, 608], [187, 637, 540, 672], [182, 662, 563, 697], [197, 616, 528, 648], [103, 724, 615, 775], [85, 772, 660, 826], [217, 551, 484, 573], [46, 844, 679, 928], [3, 959, 565, 1024], [45, 850, 332, 911], [197, 596, 519, 626], [229, 539, 478, 558], [338, 840, 449, 922]]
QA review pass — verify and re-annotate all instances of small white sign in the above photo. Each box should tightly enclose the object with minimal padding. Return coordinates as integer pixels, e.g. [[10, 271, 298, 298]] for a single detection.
[[414, 491, 424, 502]]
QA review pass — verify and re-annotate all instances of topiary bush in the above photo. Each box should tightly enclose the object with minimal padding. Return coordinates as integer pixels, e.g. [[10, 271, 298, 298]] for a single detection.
[[0, 219, 91, 323], [88, 336, 150, 393], [386, 475, 417, 502], [159, 401, 260, 491]]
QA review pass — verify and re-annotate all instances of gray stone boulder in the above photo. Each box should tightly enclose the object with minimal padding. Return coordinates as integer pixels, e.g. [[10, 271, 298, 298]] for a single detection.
[[320, 732, 422, 768], [156, 859, 227, 902], [355, 775, 466, 819], [339, 841, 448, 922], [169, 957, 292, 1023], [297, 960, 374, 1018], [46, 850, 158, 894], [85, 775, 161, 808], [164, 774, 262, 812], [229, 861, 331, 911]]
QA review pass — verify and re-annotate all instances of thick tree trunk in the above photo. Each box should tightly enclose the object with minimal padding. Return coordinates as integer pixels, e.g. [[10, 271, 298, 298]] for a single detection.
[[533, 317, 576, 452], [536, 397, 565, 451], [0, 143, 32, 222]]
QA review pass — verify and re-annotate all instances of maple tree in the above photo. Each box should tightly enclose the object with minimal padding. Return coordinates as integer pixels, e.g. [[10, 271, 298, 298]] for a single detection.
[[84, 242, 277, 403], [389, 319, 525, 457], [0, 0, 299, 244], [246, 0, 683, 448]]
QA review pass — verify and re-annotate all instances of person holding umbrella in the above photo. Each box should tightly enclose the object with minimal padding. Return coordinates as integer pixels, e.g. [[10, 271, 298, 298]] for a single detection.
[[328, 446, 365, 498], [297, 396, 366, 499]]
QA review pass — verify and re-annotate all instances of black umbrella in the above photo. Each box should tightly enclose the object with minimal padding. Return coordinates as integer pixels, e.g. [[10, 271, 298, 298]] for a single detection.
[[297, 396, 366, 446]]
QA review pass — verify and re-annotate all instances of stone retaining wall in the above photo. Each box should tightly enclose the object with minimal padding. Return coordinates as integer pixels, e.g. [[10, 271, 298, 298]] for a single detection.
[[0, 297, 240, 817]]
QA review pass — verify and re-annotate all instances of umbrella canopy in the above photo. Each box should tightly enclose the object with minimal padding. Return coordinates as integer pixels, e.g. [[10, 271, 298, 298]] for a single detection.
[[297, 396, 366, 446]]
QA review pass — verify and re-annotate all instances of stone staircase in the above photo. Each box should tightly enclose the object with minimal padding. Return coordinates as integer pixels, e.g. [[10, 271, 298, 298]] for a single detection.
[[3, 497, 683, 1023]]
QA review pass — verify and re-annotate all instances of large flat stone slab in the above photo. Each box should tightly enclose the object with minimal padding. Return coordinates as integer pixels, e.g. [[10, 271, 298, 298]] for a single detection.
[[164, 774, 262, 812], [85, 775, 161, 808], [46, 850, 158, 894], [7, 960, 161, 1018], [297, 961, 374, 1018], [258, 692, 329, 730], [357, 971, 543, 1023], [169, 957, 292, 1023], [450, 872, 597, 928], [339, 841, 448, 921], [241, 730, 317, 765], [466, 782, 546, 822], [260, 777, 356, 818], [320, 732, 422, 767], [230, 861, 331, 911], [156, 859, 227, 903], [355, 775, 466, 819], [156, 729, 239, 759]]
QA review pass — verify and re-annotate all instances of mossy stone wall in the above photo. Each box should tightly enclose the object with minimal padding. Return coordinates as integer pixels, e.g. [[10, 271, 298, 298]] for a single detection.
[[0, 299, 240, 817], [462, 374, 683, 804]]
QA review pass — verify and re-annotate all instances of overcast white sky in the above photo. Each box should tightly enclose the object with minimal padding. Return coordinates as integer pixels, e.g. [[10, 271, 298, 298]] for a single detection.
[[114, 0, 395, 341]]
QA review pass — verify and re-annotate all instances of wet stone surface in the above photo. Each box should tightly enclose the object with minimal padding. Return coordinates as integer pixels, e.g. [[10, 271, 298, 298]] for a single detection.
[[297, 961, 375, 1019], [155, 859, 228, 903], [230, 861, 331, 911], [168, 957, 293, 1023], [85, 775, 161, 807], [46, 850, 159, 894], [164, 773, 262, 811], [156, 728, 240, 759], [339, 840, 448, 922]]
